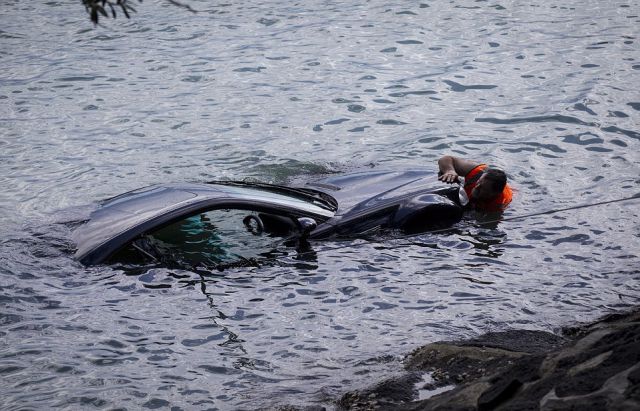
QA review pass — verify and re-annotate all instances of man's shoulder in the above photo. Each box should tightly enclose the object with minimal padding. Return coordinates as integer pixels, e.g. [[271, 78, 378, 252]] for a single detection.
[[464, 164, 487, 182]]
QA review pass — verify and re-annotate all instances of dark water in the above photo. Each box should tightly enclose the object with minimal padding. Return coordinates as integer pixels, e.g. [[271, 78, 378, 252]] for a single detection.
[[1, 0, 639, 409]]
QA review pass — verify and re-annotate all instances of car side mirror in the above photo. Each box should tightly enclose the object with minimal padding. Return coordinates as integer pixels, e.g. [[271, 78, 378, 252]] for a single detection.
[[296, 217, 317, 238]]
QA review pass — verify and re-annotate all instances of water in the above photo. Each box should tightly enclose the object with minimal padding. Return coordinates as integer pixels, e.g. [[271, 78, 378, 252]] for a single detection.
[[1, 0, 639, 409]]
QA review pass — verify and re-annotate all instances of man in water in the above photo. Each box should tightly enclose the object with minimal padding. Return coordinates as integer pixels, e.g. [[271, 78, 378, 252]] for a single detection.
[[438, 155, 512, 211]]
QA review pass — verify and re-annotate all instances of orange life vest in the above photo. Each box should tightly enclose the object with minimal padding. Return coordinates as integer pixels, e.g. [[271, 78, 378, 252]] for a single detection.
[[463, 165, 512, 211]]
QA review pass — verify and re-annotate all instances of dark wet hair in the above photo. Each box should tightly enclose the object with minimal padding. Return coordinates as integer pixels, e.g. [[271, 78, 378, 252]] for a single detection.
[[484, 168, 507, 193]]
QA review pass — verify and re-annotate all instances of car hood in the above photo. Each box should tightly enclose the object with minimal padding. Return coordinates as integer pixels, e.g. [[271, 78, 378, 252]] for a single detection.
[[304, 168, 453, 216]]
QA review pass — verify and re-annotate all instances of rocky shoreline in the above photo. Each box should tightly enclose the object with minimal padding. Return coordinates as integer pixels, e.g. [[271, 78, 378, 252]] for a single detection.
[[281, 308, 640, 410]]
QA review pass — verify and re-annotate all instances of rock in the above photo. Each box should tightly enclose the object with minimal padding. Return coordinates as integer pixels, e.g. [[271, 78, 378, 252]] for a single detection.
[[404, 329, 564, 389], [272, 405, 326, 411], [333, 308, 640, 411], [337, 372, 423, 410], [462, 329, 567, 354]]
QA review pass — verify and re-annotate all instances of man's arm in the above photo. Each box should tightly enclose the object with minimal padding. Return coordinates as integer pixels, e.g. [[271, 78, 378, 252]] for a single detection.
[[437, 155, 481, 183]]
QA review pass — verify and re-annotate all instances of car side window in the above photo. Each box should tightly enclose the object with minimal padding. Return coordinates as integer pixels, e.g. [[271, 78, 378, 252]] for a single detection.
[[110, 208, 298, 268]]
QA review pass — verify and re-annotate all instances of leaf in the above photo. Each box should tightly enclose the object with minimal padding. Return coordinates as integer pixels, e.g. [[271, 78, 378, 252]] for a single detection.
[[96, 5, 108, 17]]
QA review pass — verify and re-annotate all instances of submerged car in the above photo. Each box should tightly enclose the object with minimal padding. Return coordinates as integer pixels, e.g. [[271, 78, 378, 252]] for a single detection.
[[72, 169, 465, 267]]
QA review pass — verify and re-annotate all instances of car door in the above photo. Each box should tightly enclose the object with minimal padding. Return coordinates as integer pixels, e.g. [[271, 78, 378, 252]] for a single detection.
[[108, 208, 301, 268]]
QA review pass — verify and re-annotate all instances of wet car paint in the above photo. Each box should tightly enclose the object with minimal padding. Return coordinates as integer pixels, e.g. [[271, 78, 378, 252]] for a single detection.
[[73, 169, 463, 266]]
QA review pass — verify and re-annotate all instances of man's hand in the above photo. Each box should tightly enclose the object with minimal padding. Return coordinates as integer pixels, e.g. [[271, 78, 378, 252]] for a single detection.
[[437, 155, 479, 184], [438, 171, 459, 184]]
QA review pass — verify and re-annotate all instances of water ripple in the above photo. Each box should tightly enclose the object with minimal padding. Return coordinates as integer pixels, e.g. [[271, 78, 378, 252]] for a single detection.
[[0, 0, 639, 409], [475, 115, 596, 126]]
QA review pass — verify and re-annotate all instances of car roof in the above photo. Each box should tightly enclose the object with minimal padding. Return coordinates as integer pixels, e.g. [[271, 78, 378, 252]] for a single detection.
[[73, 182, 336, 265]]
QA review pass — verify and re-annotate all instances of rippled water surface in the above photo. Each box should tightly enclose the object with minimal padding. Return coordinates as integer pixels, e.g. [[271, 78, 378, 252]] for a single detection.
[[2, 0, 640, 409]]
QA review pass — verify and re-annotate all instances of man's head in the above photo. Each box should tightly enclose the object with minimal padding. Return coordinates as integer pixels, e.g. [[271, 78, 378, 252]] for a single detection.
[[471, 168, 507, 203]]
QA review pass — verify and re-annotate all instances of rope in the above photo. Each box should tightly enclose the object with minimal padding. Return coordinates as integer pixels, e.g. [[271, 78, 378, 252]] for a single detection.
[[275, 192, 640, 260], [187, 192, 640, 271], [494, 193, 640, 223]]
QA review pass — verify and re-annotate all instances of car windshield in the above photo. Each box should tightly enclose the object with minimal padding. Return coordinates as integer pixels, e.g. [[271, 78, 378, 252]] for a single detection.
[[205, 181, 338, 214], [109, 208, 299, 268]]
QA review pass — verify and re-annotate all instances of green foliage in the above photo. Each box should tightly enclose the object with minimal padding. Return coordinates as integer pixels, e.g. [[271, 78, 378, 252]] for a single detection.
[[82, 0, 196, 24], [82, 0, 141, 24]]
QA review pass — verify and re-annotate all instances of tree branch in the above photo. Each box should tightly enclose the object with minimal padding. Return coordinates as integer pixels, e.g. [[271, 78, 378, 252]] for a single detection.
[[82, 0, 196, 24]]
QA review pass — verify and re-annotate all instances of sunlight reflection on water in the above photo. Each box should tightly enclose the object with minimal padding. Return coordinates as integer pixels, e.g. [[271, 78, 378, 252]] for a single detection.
[[1, 0, 639, 409]]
